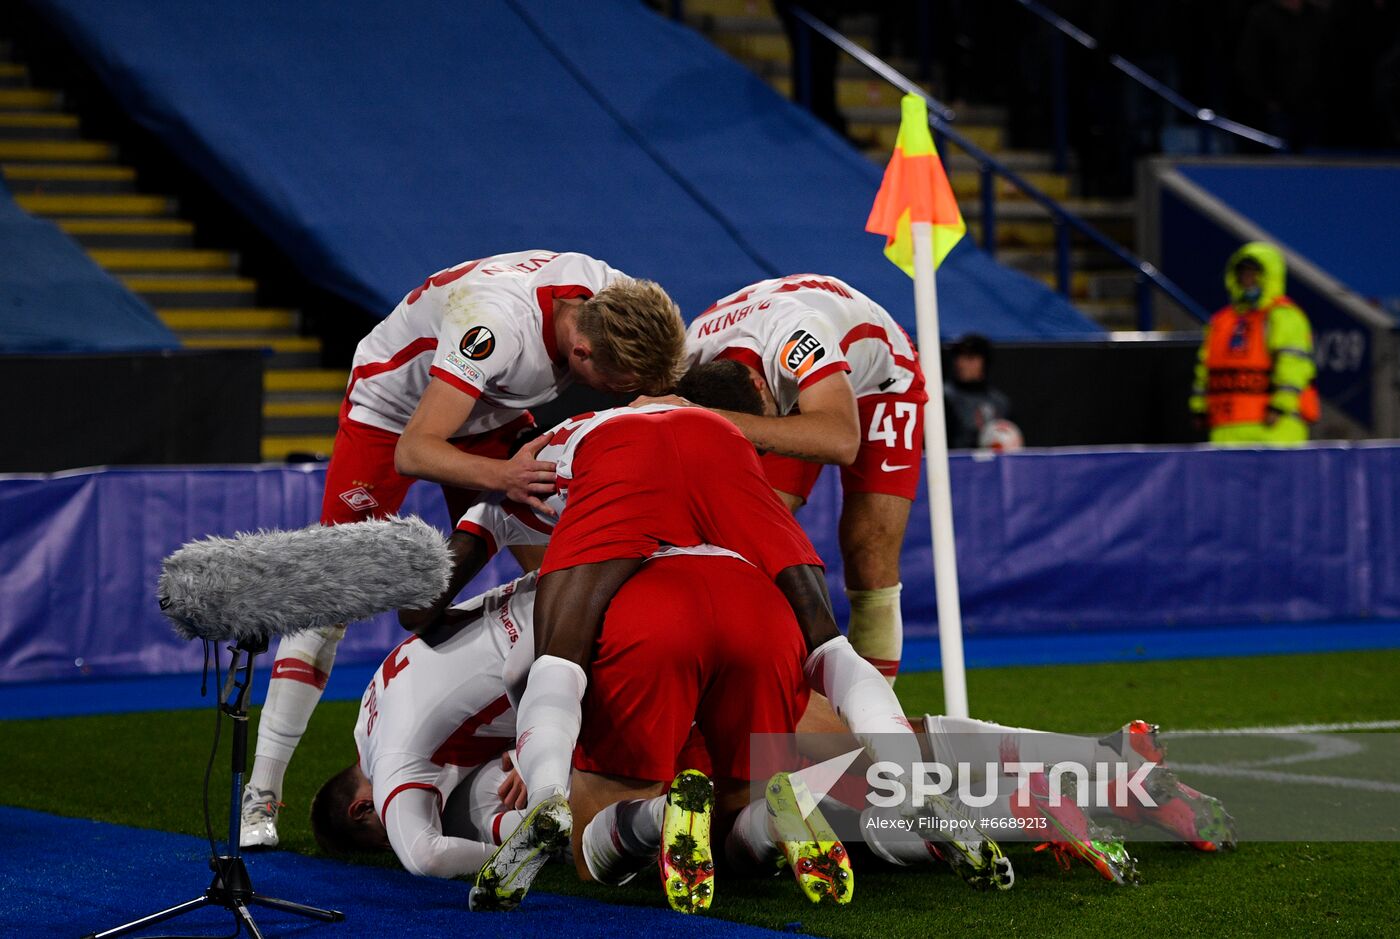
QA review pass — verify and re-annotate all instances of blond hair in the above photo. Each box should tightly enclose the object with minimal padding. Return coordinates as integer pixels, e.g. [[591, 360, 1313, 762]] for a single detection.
[[577, 278, 686, 394]]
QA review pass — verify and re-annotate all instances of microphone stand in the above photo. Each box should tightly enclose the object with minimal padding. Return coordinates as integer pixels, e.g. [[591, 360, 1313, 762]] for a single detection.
[[84, 637, 344, 939]]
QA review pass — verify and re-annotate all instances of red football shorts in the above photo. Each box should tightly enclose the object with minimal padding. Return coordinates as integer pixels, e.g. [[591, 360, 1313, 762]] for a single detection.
[[761, 384, 928, 503], [574, 554, 809, 782], [319, 410, 534, 525], [540, 408, 823, 578], [674, 724, 714, 778]]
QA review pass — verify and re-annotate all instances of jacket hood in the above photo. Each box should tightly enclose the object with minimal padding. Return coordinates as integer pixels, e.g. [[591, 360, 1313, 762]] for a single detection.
[[1225, 241, 1286, 307]]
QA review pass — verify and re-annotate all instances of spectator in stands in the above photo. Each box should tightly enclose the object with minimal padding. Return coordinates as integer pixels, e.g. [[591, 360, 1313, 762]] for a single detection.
[[943, 333, 1012, 449], [1189, 242, 1318, 445]]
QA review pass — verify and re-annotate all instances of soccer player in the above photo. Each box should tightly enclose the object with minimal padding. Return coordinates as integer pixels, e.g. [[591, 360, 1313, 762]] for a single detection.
[[467, 399, 1010, 912], [309, 574, 536, 878], [684, 273, 927, 684], [244, 250, 686, 848]]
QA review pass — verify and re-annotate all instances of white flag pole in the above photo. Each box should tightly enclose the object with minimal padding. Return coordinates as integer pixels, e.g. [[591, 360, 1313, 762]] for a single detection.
[[910, 220, 969, 719]]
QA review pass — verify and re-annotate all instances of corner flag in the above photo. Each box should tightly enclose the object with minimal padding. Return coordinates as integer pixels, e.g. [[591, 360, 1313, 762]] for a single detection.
[[865, 94, 966, 276], [865, 92, 971, 719]]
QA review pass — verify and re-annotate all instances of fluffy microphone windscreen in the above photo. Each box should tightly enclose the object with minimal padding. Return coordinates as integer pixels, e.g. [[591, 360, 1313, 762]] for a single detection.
[[158, 515, 452, 642]]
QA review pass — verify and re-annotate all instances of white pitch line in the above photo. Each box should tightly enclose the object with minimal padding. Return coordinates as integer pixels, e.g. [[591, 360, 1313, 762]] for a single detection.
[[1167, 719, 1400, 735], [1170, 762, 1400, 794]]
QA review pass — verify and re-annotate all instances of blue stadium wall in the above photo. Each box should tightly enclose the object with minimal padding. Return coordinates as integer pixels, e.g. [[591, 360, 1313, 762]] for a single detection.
[[4, 443, 1398, 681]]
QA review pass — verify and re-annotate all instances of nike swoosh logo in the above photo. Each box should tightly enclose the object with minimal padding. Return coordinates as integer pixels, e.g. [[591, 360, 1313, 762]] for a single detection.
[[880, 460, 912, 472]]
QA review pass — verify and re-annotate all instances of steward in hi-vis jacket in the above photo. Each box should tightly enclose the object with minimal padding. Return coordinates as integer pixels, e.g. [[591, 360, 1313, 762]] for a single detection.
[[1190, 242, 1318, 445]]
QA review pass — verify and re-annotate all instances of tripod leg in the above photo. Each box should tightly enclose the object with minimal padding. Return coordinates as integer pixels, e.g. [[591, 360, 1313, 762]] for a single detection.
[[233, 899, 268, 939], [82, 895, 212, 939], [91, 647, 344, 939], [250, 893, 346, 922]]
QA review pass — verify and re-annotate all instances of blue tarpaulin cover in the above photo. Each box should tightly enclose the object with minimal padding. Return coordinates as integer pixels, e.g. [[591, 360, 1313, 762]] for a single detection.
[[4, 443, 1396, 682], [29, 0, 1100, 339], [0, 181, 176, 352]]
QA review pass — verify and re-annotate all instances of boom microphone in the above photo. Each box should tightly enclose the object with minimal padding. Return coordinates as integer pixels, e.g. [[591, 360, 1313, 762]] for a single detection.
[[158, 515, 451, 643]]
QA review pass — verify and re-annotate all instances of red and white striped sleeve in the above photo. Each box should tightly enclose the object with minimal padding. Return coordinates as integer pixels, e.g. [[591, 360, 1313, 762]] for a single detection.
[[380, 781, 494, 878]]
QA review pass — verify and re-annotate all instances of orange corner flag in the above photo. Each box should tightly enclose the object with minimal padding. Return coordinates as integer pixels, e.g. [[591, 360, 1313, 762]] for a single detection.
[[865, 94, 966, 277]]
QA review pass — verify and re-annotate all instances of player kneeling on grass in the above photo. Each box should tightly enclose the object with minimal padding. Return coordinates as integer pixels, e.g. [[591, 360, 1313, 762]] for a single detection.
[[437, 391, 1010, 912], [309, 576, 537, 879], [567, 548, 840, 913]]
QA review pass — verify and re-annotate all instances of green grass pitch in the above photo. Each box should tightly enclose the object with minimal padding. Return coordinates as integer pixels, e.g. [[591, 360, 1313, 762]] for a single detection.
[[5, 649, 1400, 936]]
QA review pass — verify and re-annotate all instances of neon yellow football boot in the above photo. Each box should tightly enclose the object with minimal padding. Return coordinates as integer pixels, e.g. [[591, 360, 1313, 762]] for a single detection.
[[659, 769, 715, 914], [470, 792, 571, 911], [765, 771, 854, 904]]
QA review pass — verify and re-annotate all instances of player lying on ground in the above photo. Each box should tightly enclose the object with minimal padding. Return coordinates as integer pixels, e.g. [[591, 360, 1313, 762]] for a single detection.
[[918, 715, 1236, 882], [309, 575, 537, 878], [579, 705, 1237, 895], [245, 250, 687, 848], [684, 273, 929, 684], [407, 398, 1012, 911], [834, 715, 1236, 886]]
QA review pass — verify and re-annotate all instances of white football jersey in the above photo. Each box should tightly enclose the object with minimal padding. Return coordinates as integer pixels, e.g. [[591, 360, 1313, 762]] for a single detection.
[[353, 574, 535, 875], [345, 250, 626, 436], [685, 274, 923, 416]]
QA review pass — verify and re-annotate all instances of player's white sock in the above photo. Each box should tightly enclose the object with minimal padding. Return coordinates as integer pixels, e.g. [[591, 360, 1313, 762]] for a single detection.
[[923, 715, 1139, 780], [619, 796, 664, 846], [725, 799, 781, 871], [489, 810, 529, 845], [804, 635, 921, 770], [514, 655, 586, 805], [846, 584, 903, 686], [250, 623, 346, 797], [581, 797, 664, 885]]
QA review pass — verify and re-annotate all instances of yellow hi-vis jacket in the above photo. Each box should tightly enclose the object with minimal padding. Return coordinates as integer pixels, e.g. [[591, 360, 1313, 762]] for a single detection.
[[1189, 242, 1318, 430]]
